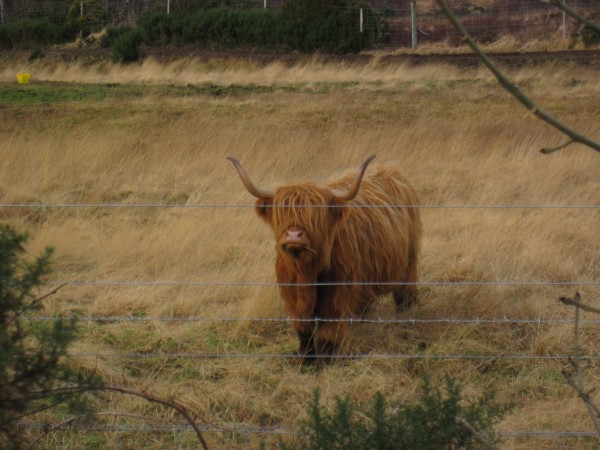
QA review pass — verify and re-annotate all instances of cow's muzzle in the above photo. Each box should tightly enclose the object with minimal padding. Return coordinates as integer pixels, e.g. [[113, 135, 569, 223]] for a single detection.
[[281, 228, 314, 258]]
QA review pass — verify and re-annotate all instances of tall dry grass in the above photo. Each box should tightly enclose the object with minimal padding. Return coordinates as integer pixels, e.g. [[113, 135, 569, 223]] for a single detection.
[[1, 56, 599, 448]]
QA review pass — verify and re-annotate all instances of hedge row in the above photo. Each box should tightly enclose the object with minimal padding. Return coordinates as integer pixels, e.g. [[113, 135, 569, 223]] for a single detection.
[[0, 19, 76, 49], [105, 2, 384, 54], [1, 0, 386, 54]]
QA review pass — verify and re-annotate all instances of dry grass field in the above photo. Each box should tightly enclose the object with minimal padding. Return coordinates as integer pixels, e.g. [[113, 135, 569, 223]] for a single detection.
[[1, 53, 599, 449]]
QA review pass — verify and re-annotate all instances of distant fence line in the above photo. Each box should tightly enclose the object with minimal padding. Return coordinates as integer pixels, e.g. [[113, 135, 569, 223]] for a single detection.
[[1, 0, 599, 48]]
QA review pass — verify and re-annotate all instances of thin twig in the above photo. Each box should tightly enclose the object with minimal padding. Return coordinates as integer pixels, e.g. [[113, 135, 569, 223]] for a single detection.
[[26, 411, 190, 446], [22, 385, 210, 449], [563, 365, 600, 424], [97, 386, 209, 450], [455, 416, 499, 450], [27, 416, 77, 449], [560, 293, 600, 435], [560, 295, 600, 315], [7, 284, 66, 326], [433, 0, 600, 154]]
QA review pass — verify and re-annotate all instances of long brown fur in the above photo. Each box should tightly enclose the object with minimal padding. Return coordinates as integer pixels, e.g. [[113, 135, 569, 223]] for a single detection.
[[250, 162, 422, 363]]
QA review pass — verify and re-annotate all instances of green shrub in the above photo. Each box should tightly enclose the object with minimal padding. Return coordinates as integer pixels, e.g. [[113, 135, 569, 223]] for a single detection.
[[137, 9, 175, 44], [111, 29, 143, 63], [280, 0, 378, 54], [0, 19, 74, 49], [100, 25, 135, 48], [134, 3, 381, 53], [573, 11, 600, 48], [65, 0, 108, 37], [0, 227, 101, 449], [282, 375, 512, 449]]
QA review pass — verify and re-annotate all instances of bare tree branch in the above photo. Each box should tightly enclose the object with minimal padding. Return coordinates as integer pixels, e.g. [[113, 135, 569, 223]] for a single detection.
[[563, 363, 600, 424], [97, 385, 209, 450], [455, 416, 500, 450], [433, 0, 600, 154], [26, 411, 195, 448], [22, 385, 210, 449], [560, 293, 600, 435], [544, 0, 600, 35], [560, 294, 600, 315], [27, 416, 77, 449]]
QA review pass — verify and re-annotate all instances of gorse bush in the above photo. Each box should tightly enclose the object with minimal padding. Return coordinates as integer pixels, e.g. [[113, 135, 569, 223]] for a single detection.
[[0, 227, 100, 449], [100, 25, 135, 48], [0, 19, 75, 49], [282, 375, 512, 449], [111, 28, 143, 63], [573, 11, 600, 47], [65, 0, 108, 37], [133, 1, 384, 53], [0, 1, 385, 53]]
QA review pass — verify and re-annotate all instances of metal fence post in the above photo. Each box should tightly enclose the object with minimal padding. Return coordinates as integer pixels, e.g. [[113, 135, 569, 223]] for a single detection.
[[360, 8, 363, 33], [411, 1, 418, 50], [562, 1, 566, 39]]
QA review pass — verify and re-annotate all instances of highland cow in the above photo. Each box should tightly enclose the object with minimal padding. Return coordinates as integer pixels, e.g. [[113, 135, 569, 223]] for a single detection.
[[228, 155, 422, 364]]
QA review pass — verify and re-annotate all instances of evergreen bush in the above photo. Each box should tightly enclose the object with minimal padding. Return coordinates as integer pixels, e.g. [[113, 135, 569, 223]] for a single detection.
[[133, 2, 382, 53], [100, 24, 135, 48], [0, 19, 74, 49], [281, 375, 512, 449], [111, 28, 143, 63], [0, 227, 101, 449]]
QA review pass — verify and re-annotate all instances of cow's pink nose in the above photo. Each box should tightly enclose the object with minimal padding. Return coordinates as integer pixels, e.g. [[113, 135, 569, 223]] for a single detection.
[[285, 229, 304, 243]]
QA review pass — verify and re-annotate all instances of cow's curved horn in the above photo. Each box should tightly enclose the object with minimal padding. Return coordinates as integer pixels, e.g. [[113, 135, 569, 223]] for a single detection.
[[227, 157, 275, 199], [331, 155, 376, 201]]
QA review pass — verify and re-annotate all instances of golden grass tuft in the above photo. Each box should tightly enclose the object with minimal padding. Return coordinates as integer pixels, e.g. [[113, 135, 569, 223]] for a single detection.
[[1, 54, 599, 448]]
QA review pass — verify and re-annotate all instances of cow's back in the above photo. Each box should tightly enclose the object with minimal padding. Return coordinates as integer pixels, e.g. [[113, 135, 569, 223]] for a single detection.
[[326, 164, 422, 306]]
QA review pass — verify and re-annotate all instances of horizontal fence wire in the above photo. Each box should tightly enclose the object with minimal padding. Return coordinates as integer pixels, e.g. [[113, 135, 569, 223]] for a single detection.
[[24, 316, 600, 325], [67, 352, 600, 360], [43, 280, 600, 287], [2, 203, 599, 209], [15, 421, 600, 439]]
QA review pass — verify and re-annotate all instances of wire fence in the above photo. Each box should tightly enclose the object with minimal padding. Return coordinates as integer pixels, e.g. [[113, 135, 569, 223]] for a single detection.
[[5, 191, 600, 446], [2, 0, 599, 48]]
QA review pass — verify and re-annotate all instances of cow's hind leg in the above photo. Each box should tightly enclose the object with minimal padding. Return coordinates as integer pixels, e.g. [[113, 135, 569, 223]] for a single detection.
[[394, 289, 417, 312], [394, 250, 419, 312]]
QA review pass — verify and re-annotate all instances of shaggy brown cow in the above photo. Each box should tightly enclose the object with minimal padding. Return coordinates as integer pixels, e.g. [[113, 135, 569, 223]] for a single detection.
[[228, 155, 422, 364]]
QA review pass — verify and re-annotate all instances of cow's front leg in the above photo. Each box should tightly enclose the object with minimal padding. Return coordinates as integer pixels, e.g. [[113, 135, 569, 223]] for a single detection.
[[294, 321, 318, 366], [315, 320, 346, 366], [297, 328, 316, 365]]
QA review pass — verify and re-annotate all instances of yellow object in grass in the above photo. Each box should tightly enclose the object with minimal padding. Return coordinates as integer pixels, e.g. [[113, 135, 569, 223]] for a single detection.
[[17, 73, 31, 84]]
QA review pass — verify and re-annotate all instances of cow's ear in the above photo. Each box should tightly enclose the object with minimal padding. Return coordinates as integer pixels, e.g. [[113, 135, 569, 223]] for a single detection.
[[255, 198, 273, 225], [329, 199, 349, 225]]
